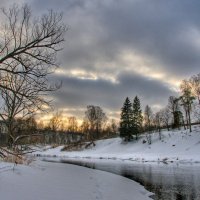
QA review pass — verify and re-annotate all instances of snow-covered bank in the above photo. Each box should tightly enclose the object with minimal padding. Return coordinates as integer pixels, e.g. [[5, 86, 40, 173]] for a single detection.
[[0, 161, 153, 200], [36, 125, 200, 163]]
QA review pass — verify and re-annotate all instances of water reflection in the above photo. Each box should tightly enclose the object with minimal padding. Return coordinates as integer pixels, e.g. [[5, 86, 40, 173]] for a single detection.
[[58, 159, 200, 200]]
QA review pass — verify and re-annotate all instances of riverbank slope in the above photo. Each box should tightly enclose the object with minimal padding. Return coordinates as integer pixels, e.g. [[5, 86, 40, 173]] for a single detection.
[[0, 161, 152, 200], [36, 125, 200, 163]]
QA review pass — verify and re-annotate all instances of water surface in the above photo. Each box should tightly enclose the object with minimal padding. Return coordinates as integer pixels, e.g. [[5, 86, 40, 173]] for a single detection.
[[50, 158, 200, 200]]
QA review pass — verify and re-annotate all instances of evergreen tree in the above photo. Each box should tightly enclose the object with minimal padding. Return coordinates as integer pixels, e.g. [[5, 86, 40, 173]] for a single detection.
[[173, 110, 183, 130], [132, 96, 143, 140], [119, 97, 133, 141]]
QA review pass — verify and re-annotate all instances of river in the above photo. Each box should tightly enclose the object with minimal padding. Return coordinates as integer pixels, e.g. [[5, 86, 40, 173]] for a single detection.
[[43, 158, 200, 200]]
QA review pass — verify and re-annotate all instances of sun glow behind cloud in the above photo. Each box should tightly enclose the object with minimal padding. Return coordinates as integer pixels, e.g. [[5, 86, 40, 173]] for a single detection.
[[52, 48, 181, 121], [56, 49, 181, 90], [120, 50, 181, 90], [23, 0, 200, 123], [36, 107, 84, 127], [56, 68, 97, 80]]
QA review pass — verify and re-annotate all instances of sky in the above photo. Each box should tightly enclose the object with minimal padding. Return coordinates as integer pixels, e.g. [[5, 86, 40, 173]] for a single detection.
[[1, 0, 200, 122]]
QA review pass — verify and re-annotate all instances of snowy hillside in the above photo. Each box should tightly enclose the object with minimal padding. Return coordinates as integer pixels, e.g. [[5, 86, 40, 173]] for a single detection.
[[36, 125, 200, 163], [0, 161, 153, 200]]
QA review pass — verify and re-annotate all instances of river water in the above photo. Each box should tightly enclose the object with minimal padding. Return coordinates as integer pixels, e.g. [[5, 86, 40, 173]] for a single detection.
[[46, 158, 200, 200]]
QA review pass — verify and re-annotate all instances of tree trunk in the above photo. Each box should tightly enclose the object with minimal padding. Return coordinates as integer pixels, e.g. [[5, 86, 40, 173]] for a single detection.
[[182, 118, 186, 130], [167, 124, 169, 131], [188, 106, 192, 132]]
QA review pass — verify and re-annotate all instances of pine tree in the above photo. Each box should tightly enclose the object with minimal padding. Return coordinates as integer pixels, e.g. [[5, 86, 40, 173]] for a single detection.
[[173, 110, 183, 130], [119, 97, 133, 141], [132, 96, 143, 140]]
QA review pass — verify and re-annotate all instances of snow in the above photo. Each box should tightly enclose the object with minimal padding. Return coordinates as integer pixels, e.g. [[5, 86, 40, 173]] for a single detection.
[[0, 160, 153, 200], [35, 125, 200, 163], [2, 126, 200, 199]]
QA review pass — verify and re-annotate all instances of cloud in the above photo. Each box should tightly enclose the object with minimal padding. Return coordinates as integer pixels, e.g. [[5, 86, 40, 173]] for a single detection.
[[48, 72, 177, 119], [28, 0, 200, 78], [1, 0, 200, 119]]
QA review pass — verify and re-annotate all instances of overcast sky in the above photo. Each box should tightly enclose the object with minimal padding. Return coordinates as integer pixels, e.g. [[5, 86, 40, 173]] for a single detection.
[[2, 0, 200, 121]]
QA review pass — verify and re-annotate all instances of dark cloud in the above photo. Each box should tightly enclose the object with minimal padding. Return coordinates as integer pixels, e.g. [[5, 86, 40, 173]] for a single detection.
[[2, 0, 200, 118], [32, 0, 200, 117], [96, 0, 200, 76], [50, 72, 176, 116], [56, 0, 200, 77]]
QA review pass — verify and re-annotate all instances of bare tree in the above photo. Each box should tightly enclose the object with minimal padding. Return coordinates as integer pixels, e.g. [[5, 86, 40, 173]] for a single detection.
[[160, 107, 171, 131], [144, 105, 153, 131], [190, 73, 200, 105], [68, 116, 78, 132], [144, 105, 153, 144], [0, 4, 66, 157], [80, 119, 90, 140], [49, 112, 63, 132], [85, 105, 107, 140], [0, 71, 55, 148], [14, 116, 37, 137], [154, 111, 162, 140], [103, 119, 118, 138], [192, 102, 200, 123], [110, 119, 118, 135], [0, 4, 66, 90], [179, 80, 195, 132]]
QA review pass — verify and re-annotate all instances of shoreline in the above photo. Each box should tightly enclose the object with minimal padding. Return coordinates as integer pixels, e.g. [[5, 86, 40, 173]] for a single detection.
[[0, 159, 153, 200]]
